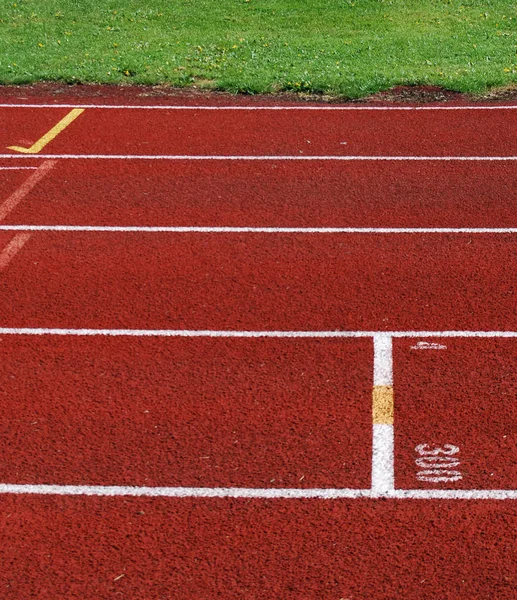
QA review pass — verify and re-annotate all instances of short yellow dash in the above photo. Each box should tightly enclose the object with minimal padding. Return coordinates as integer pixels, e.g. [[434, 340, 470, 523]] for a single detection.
[[8, 108, 85, 154], [372, 385, 394, 425]]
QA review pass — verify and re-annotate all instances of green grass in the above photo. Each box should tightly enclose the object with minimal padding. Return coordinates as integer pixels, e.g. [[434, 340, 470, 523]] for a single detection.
[[0, 0, 516, 98]]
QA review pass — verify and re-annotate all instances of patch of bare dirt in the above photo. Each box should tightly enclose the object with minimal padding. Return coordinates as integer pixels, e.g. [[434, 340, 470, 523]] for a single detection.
[[0, 82, 516, 105]]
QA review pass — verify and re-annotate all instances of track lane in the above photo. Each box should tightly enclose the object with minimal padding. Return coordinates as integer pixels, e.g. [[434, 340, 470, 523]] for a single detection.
[[1, 496, 515, 599], [395, 338, 517, 491], [0, 336, 371, 488], [1, 106, 516, 156], [2, 160, 517, 228], [1, 232, 517, 331]]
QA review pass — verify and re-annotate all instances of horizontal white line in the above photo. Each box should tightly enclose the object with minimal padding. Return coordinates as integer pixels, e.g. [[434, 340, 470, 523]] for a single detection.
[[0, 166, 38, 170], [0, 483, 516, 499], [0, 154, 516, 161], [0, 103, 516, 111], [1, 328, 517, 338], [2, 225, 517, 234]]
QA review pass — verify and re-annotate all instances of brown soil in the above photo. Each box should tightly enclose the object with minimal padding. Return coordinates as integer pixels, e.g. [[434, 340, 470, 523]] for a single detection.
[[0, 82, 516, 104]]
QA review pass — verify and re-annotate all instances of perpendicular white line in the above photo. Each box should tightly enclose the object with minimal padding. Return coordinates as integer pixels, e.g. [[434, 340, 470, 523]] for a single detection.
[[372, 425, 394, 493], [3, 225, 517, 234], [0, 154, 516, 161], [0, 483, 516, 499], [372, 334, 394, 494], [1, 329, 517, 338], [0, 103, 516, 110], [373, 334, 393, 386]]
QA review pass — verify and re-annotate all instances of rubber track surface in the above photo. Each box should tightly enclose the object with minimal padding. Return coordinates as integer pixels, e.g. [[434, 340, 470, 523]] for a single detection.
[[1, 232, 517, 330], [1, 95, 517, 599], [0, 161, 516, 228]]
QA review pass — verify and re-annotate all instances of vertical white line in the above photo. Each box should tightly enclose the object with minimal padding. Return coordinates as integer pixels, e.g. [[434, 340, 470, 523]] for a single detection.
[[372, 334, 394, 494], [374, 333, 393, 386]]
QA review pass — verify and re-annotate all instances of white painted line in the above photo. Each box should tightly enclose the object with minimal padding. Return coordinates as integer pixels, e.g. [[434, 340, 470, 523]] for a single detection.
[[0, 233, 32, 272], [373, 334, 393, 386], [372, 424, 395, 493], [0, 483, 516, 499], [0, 103, 516, 111], [1, 329, 517, 338], [0, 154, 515, 162], [0, 160, 56, 222], [0, 166, 38, 170], [3, 225, 517, 234], [372, 334, 394, 493], [0, 484, 371, 498], [0, 328, 375, 337]]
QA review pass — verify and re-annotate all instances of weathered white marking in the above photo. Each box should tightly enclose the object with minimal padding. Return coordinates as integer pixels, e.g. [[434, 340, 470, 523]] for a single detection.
[[0, 160, 56, 221], [415, 444, 462, 482], [411, 341, 447, 350], [0, 233, 32, 272]]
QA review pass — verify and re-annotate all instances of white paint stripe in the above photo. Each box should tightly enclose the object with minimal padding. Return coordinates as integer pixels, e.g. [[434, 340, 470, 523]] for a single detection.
[[0, 160, 56, 222], [0, 328, 374, 337], [372, 425, 395, 493], [0, 329, 516, 338], [372, 334, 394, 493], [0, 483, 516, 499], [373, 334, 393, 386], [0, 233, 32, 271], [0, 154, 516, 161], [0, 166, 38, 170], [3, 225, 517, 234], [0, 103, 516, 111]]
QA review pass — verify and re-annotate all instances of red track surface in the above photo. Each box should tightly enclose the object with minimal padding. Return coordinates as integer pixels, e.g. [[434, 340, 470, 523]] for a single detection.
[[395, 338, 517, 490], [1, 106, 516, 155], [0, 95, 517, 598], [0, 336, 371, 487], [1, 160, 516, 228], [1, 233, 517, 330], [1, 497, 515, 598]]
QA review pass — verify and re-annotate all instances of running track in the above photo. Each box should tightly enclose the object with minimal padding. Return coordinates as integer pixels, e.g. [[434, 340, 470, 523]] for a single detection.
[[0, 95, 517, 598]]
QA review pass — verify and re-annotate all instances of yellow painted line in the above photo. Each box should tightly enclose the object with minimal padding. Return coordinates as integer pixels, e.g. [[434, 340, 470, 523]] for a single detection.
[[8, 109, 85, 154], [372, 385, 394, 425]]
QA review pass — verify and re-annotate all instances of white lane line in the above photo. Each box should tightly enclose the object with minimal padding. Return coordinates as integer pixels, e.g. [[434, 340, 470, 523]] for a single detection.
[[0, 103, 516, 110], [372, 334, 394, 493], [0, 160, 56, 222], [374, 334, 393, 386], [0, 154, 515, 161], [0, 483, 516, 499], [0, 233, 32, 272], [0, 166, 38, 170], [0, 329, 374, 337], [3, 226, 517, 234], [0, 329, 517, 338]]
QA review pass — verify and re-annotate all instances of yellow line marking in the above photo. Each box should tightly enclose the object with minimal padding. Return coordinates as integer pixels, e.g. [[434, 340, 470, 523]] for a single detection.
[[373, 385, 394, 425], [8, 109, 85, 154]]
